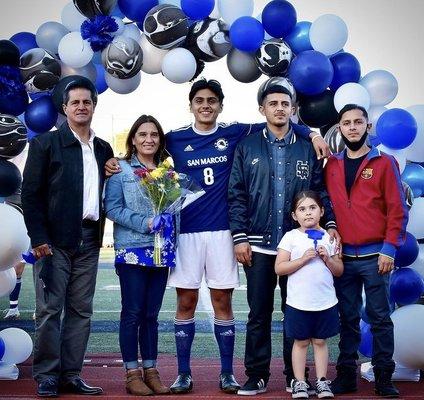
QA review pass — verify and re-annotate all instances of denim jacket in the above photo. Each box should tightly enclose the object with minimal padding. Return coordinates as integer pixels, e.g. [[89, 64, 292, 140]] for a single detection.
[[104, 156, 155, 249]]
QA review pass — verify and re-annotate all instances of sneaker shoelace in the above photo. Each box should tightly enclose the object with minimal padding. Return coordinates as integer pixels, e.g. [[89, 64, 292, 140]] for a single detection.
[[294, 380, 309, 392], [316, 379, 331, 392]]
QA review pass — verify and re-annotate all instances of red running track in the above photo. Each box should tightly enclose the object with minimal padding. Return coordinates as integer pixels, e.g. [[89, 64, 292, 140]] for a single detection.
[[0, 355, 422, 399]]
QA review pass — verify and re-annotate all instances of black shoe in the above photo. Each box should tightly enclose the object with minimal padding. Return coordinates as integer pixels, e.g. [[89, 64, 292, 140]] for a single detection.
[[286, 373, 315, 395], [330, 368, 357, 394], [291, 379, 309, 399], [60, 377, 103, 395], [374, 369, 400, 398], [315, 378, 334, 399], [170, 373, 193, 394], [37, 378, 58, 398], [219, 373, 240, 394], [237, 376, 267, 396]]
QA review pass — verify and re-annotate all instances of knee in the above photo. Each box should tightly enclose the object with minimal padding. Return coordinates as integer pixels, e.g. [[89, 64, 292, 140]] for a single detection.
[[177, 292, 197, 314], [312, 338, 326, 347], [211, 292, 232, 314], [295, 339, 310, 349]]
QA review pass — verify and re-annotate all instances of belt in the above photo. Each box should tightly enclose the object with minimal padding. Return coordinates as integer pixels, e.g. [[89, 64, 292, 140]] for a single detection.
[[82, 219, 99, 228]]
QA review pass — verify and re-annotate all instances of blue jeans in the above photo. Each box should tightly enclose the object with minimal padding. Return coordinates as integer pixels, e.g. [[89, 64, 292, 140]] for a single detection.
[[335, 256, 395, 372], [116, 264, 168, 369]]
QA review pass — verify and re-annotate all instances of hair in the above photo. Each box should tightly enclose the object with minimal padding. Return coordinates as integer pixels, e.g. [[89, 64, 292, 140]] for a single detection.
[[337, 104, 369, 122], [189, 78, 224, 104], [62, 78, 98, 106], [260, 85, 293, 105], [291, 190, 324, 214], [123, 115, 167, 165]]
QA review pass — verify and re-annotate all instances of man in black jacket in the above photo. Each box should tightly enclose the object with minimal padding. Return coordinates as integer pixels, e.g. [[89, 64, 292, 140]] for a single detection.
[[22, 78, 113, 397], [228, 85, 339, 396]]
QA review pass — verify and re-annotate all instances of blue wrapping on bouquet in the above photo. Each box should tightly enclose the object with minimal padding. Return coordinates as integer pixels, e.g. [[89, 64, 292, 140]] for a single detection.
[[305, 229, 324, 250], [151, 212, 175, 267]]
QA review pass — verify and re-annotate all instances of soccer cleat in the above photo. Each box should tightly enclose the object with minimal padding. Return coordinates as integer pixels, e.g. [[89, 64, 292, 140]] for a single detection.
[[237, 376, 267, 396], [3, 307, 20, 320], [170, 373, 193, 394], [291, 379, 309, 399], [219, 373, 240, 394], [316, 378, 334, 399]]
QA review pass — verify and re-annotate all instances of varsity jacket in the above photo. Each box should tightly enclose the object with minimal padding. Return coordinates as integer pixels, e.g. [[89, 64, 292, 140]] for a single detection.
[[228, 127, 336, 251], [324, 146, 408, 259]]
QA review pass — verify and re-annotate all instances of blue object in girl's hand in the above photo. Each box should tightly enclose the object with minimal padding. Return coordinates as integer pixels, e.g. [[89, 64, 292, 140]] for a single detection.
[[22, 251, 37, 264], [305, 229, 325, 250]]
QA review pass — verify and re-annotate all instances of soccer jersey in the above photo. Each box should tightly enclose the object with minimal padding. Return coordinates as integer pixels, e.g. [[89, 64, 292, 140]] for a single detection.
[[166, 122, 261, 234]]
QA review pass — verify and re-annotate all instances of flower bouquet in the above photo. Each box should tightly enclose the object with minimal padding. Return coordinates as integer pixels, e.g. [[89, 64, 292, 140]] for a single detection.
[[134, 158, 204, 267]]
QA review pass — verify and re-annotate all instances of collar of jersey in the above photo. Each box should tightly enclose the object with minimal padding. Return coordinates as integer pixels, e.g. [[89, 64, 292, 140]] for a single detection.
[[192, 122, 219, 136]]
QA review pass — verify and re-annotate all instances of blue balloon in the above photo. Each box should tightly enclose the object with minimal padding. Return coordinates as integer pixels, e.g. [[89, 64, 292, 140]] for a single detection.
[[390, 267, 424, 305], [359, 319, 373, 358], [24, 96, 58, 133], [288, 50, 334, 95], [262, 0, 297, 38], [376, 108, 417, 150], [395, 232, 419, 267], [368, 134, 381, 147], [110, 4, 125, 19], [285, 21, 312, 55], [401, 163, 424, 197], [95, 64, 108, 94], [0, 337, 5, 360], [229, 17, 265, 53], [0, 90, 29, 116], [9, 32, 38, 55], [18, 113, 40, 141], [329, 52, 361, 91], [360, 305, 370, 324], [118, 0, 158, 22], [181, 0, 214, 20]]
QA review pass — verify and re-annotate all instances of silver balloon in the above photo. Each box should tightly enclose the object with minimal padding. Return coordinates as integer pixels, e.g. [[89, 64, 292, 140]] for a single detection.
[[368, 105, 387, 135], [105, 71, 141, 94], [36, 21, 69, 56], [60, 61, 97, 83], [360, 70, 398, 107], [227, 48, 262, 83], [323, 123, 345, 154], [257, 76, 296, 105]]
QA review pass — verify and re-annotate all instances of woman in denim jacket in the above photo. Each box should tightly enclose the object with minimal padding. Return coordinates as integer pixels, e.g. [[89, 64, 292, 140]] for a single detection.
[[104, 115, 172, 396]]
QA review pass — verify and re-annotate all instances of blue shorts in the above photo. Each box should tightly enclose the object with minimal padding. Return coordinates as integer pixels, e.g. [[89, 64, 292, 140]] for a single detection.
[[284, 304, 340, 340]]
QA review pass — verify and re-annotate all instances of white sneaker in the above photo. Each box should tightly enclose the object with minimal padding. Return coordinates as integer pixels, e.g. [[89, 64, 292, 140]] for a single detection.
[[3, 307, 20, 320], [291, 379, 309, 399]]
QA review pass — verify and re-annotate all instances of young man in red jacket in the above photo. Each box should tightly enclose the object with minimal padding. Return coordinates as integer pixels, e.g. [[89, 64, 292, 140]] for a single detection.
[[325, 104, 408, 398]]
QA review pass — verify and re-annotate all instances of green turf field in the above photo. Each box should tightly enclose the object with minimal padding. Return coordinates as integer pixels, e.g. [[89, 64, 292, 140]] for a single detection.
[[0, 249, 360, 362]]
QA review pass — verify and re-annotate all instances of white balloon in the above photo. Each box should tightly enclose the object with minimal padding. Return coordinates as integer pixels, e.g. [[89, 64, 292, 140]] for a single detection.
[[158, 0, 181, 6], [36, 21, 69, 56], [409, 244, 424, 278], [407, 197, 424, 239], [122, 23, 142, 43], [360, 70, 398, 106], [309, 14, 348, 56], [161, 48, 196, 84], [0, 204, 30, 270], [376, 144, 406, 173], [0, 268, 16, 298], [218, 0, 254, 26], [391, 304, 424, 369], [61, 2, 87, 32], [105, 72, 141, 94], [58, 32, 93, 68], [210, 0, 221, 19], [111, 17, 125, 37], [139, 35, 168, 75], [368, 105, 387, 135], [404, 105, 424, 162], [0, 328, 33, 364], [334, 82, 371, 112]]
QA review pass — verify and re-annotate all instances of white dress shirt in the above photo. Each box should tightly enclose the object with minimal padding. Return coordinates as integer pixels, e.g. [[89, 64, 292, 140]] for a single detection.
[[71, 128, 100, 221]]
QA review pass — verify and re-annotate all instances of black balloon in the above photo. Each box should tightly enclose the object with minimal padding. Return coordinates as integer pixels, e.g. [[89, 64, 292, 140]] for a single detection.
[[73, 0, 117, 18], [0, 40, 20, 67], [52, 75, 97, 115], [298, 90, 338, 128], [0, 114, 27, 159], [0, 159, 21, 197]]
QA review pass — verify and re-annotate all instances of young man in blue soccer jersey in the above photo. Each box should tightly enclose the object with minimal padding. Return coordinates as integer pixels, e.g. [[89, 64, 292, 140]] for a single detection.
[[105, 78, 330, 394]]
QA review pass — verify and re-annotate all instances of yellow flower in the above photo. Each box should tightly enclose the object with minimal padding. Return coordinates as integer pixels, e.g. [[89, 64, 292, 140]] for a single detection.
[[173, 172, 179, 181], [150, 168, 165, 179], [162, 157, 174, 169]]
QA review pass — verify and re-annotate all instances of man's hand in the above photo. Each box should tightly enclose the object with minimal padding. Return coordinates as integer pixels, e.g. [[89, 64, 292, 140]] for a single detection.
[[327, 228, 342, 255], [105, 157, 121, 177], [234, 242, 252, 266], [311, 133, 330, 159], [378, 254, 395, 274], [33, 244, 53, 259]]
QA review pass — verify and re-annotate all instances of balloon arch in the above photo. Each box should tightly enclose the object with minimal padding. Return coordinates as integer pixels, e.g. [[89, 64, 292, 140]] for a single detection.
[[1, 0, 424, 371]]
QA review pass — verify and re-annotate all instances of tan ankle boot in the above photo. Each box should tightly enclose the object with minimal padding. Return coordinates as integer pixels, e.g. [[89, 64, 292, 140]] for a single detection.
[[144, 368, 170, 394], [126, 370, 154, 396]]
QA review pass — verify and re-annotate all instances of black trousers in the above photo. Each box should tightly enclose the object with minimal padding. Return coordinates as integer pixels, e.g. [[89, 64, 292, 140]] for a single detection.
[[244, 251, 293, 380]]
